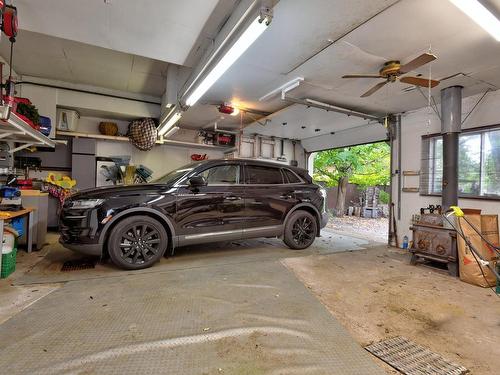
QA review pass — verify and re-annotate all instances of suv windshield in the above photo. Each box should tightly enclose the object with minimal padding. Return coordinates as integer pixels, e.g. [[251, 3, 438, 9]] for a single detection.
[[154, 162, 203, 184]]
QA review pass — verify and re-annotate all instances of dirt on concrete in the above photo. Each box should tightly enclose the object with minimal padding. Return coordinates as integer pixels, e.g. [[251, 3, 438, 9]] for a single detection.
[[327, 216, 388, 243], [283, 246, 500, 375]]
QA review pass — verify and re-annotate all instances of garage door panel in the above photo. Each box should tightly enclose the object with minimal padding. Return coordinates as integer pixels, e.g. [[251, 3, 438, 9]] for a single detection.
[[301, 123, 388, 152]]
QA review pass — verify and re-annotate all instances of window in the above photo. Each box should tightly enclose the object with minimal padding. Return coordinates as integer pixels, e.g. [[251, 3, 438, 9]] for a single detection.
[[197, 165, 239, 185], [283, 169, 301, 183], [421, 126, 500, 198], [246, 165, 283, 184]]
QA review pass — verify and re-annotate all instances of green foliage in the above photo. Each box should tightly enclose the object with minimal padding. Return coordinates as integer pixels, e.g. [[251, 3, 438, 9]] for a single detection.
[[16, 102, 40, 125], [379, 190, 390, 204], [313, 142, 390, 188]]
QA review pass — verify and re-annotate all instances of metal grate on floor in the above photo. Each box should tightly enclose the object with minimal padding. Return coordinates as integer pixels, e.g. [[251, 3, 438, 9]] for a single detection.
[[365, 336, 468, 375], [61, 258, 97, 272]]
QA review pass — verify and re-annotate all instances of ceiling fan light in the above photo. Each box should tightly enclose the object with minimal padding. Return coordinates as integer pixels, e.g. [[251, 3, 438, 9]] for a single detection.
[[449, 0, 500, 41]]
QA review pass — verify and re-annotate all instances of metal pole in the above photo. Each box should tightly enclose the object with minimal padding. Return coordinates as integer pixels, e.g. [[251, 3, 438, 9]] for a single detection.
[[396, 114, 402, 220], [388, 116, 395, 246], [440, 86, 462, 213]]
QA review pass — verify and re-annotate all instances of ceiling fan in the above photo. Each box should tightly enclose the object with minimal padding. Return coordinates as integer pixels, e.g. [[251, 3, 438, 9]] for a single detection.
[[342, 52, 439, 97]]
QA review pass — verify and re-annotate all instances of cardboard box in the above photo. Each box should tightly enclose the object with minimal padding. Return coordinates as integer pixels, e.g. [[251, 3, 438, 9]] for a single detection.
[[457, 214, 498, 287]]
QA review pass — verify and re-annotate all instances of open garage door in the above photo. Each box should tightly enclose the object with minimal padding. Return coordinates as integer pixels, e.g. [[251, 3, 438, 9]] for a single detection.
[[243, 104, 388, 153]]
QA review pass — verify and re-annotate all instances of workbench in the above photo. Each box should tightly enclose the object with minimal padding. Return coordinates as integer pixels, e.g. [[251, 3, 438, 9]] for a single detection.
[[0, 208, 35, 277]]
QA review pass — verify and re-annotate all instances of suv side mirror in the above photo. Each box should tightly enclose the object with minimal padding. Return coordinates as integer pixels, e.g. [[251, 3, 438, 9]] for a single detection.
[[188, 175, 207, 189]]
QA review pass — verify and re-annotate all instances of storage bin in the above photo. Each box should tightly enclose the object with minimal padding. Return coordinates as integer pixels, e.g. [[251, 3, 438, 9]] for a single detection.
[[1, 232, 17, 279], [39, 115, 52, 136], [56, 109, 80, 131]]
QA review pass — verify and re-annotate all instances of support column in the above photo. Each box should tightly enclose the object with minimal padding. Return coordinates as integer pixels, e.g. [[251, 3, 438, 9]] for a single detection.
[[440, 86, 462, 213]]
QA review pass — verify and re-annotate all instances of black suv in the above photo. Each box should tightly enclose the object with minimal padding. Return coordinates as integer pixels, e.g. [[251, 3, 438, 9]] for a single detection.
[[59, 159, 328, 269]]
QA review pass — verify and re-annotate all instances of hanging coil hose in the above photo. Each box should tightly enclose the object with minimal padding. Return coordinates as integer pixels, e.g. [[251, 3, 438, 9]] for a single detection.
[[444, 206, 500, 295]]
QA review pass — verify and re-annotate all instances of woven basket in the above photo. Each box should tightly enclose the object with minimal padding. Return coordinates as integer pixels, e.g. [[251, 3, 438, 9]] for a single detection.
[[99, 122, 118, 136]]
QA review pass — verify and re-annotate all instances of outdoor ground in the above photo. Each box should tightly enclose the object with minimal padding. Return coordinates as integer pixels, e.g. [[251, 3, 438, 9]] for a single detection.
[[327, 215, 388, 243]]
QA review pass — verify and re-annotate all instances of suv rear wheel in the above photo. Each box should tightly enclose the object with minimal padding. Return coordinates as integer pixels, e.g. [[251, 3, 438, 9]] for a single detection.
[[283, 210, 317, 250], [108, 215, 168, 270]]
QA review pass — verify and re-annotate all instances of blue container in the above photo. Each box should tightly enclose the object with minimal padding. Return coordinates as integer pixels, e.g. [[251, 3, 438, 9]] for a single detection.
[[402, 235, 409, 249], [10, 217, 24, 237], [39, 116, 52, 136]]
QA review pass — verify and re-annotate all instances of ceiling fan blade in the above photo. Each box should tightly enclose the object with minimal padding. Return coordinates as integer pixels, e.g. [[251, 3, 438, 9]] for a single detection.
[[400, 76, 440, 88], [361, 81, 388, 97], [399, 53, 437, 74], [342, 74, 383, 79]]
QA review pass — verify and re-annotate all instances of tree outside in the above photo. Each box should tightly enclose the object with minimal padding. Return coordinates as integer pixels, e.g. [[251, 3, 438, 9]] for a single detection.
[[313, 142, 390, 216]]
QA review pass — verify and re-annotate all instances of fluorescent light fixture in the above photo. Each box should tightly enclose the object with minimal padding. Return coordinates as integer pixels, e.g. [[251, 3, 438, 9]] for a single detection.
[[163, 126, 180, 138], [158, 111, 182, 136], [185, 16, 270, 106], [449, 0, 500, 41]]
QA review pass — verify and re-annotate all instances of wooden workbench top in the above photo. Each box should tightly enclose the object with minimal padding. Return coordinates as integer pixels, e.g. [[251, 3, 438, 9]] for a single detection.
[[0, 207, 35, 219]]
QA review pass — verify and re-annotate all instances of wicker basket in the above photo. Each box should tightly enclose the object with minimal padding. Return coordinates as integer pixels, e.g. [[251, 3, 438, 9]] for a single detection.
[[99, 122, 118, 136]]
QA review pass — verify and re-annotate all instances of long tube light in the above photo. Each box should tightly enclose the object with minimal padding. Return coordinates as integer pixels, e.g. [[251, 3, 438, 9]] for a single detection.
[[185, 15, 271, 106], [163, 126, 180, 138], [449, 0, 500, 41], [158, 111, 182, 136]]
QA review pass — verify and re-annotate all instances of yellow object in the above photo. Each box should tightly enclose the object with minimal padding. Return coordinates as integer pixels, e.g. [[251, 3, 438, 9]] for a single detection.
[[450, 206, 465, 217], [46, 173, 76, 189]]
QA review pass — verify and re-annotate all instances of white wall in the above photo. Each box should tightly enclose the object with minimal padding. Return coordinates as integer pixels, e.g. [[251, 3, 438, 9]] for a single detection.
[[17, 84, 58, 137], [393, 89, 500, 245], [17, 78, 160, 138]]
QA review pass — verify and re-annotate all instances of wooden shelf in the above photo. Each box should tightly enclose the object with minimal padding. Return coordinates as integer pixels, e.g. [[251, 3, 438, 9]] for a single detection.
[[56, 130, 236, 151], [0, 106, 56, 152]]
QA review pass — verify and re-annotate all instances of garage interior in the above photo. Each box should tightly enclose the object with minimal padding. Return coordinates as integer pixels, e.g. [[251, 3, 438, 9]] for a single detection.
[[0, 0, 499, 374]]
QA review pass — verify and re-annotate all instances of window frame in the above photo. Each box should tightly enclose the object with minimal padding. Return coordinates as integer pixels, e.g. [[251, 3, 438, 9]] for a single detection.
[[421, 124, 500, 201], [244, 164, 287, 185], [198, 164, 242, 186], [281, 168, 305, 184], [177, 163, 243, 187]]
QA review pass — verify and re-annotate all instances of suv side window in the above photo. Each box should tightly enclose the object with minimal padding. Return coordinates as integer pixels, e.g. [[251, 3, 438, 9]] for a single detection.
[[283, 169, 301, 183], [245, 165, 283, 184], [197, 165, 240, 185]]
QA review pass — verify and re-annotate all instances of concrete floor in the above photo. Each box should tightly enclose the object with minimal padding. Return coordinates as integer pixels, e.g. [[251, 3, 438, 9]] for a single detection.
[[0, 230, 386, 374], [284, 247, 500, 375]]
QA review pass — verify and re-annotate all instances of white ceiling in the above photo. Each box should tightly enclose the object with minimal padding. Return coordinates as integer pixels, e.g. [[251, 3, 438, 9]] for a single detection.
[[13, 0, 221, 66], [3, 0, 500, 146], [0, 30, 169, 96], [183, 0, 500, 137]]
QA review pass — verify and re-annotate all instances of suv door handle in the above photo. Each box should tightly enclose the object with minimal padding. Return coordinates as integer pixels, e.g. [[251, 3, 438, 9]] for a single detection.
[[224, 196, 242, 201], [280, 194, 293, 199]]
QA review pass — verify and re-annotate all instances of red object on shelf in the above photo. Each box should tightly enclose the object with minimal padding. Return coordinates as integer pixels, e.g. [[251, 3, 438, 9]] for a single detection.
[[15, 113, 40, 131], [14, 97, 31, 105], [17, 179, 33, 190], [218, 105, 235, 115], [191, 154, 207, 161]]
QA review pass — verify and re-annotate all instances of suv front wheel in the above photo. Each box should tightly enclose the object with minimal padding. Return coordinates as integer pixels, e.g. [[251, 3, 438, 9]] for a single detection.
[[108, 215, 168, 270], [283, 210, 317, 250]]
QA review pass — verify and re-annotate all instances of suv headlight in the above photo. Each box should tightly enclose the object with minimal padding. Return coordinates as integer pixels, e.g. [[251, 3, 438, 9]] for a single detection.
[[70, 199, 105, 209]]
